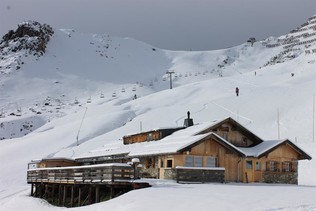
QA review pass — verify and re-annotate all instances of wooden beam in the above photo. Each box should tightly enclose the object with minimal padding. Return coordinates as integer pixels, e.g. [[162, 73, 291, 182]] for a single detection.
[[95, 185, 100, 203], [78, 187, 81, 207], [88, 186, 92, 205], [58, 184, 62, 206], [70, 185, 74, 207], [62, 185, 66, 207], [31, 183, 34, 196]]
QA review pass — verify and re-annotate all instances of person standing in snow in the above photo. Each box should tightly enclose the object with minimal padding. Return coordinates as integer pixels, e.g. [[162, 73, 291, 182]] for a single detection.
[[235, 87, 239, 96]]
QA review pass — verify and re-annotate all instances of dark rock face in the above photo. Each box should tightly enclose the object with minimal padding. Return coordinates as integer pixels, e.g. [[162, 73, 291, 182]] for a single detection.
[[0, 21, 54, 56]]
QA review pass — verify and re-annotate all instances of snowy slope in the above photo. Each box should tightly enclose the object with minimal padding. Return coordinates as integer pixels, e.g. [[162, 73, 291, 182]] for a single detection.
[[1, 16, 316, 211]]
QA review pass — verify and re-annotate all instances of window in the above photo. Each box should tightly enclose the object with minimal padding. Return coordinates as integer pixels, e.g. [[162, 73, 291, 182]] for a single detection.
[[185, 156, 194, 167], [194, 156, 203, 167], [206, 157, 217, 167], [270, 161, 275, 171], [246, 160, 253, 169], [185, 156, 209, 167], [267, 161, 278, 172], [255, 161, 261, 171], [283, 162, 291, 172], [166, 159, 173, 168]]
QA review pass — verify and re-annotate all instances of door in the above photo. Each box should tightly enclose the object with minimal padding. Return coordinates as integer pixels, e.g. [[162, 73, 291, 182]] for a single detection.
[[244, 159, 254, 183]]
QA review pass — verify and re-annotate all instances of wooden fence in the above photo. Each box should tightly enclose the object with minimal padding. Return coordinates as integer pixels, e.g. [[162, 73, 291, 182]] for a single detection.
[[27, 163, 134, 184]]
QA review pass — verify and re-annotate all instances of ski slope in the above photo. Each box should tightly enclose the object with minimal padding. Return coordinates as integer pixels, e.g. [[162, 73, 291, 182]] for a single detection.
[[1, 17, 316, 210]]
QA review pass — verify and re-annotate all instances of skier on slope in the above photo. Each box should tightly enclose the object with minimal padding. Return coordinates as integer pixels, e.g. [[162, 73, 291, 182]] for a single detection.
[[235, 87, 239, 96]]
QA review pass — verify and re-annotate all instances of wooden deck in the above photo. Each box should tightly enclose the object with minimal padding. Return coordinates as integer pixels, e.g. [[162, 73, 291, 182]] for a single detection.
[[27, 163, 134, 184], [27, 163, 150, 207]]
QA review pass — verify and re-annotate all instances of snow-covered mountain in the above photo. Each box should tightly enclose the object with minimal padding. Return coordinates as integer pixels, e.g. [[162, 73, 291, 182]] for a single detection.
[[1, 15, 316, 210]]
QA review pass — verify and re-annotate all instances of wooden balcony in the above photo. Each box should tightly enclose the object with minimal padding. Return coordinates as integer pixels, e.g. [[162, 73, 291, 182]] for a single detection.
[[27, 163, 135, 185], [27, 163, 150, 207]]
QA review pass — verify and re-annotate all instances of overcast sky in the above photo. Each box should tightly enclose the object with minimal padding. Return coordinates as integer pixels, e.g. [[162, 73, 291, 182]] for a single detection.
[[1, 0, 316, 51]]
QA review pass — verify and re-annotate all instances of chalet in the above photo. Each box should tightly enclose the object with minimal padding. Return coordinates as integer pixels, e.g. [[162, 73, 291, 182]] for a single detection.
[[76, 115, 311, 184]]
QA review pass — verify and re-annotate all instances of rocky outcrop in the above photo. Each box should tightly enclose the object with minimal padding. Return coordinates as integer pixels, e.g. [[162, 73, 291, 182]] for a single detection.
[[0, 21, 54, 56]]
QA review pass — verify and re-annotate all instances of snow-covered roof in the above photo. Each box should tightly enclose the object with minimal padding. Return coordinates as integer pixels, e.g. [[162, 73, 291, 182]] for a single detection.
[[76, 121, 220, 159], [238, 140, 283, 157], [238, 139, 312, 160], [76, 119, 311, 161]]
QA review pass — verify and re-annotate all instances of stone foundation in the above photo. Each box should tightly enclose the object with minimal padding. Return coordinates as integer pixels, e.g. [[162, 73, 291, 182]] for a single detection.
[[262, 172, 298, 184]]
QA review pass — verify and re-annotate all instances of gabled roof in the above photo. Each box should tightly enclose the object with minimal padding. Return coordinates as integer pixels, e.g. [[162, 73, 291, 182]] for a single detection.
[[75, 117, 311, 161], [178, 132, 246, 157], [76, 121, 248, 160], [239, 139, 312, 160], [76, 121, 225, 160], [195, 117, 263, 146]]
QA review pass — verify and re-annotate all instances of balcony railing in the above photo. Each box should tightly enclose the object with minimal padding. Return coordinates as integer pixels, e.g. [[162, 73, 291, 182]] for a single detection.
[[27, 163, 134, 184]]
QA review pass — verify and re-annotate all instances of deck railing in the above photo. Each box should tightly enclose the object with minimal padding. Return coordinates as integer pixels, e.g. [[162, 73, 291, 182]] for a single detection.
[[27, 163, 134, 184]]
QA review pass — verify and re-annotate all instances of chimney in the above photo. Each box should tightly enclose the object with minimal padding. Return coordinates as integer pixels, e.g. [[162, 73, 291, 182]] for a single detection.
[[184, 111, 194, 127]]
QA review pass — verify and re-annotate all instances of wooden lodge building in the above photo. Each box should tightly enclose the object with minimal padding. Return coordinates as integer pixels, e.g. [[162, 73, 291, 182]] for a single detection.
[[75, 114, 311, 184], [27, 114, 312, 206]]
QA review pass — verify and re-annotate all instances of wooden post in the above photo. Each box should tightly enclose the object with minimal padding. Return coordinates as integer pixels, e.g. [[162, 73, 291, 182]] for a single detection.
[[44, 184, 48, 199], [58, 184, 62, 206], [51, 184, 56, 204], [95, 185, 100, 203], [39, 184, 43, 198], [34, 184, 38, 197], [78, 186, 81, 207], [62, 185, 66, 206], [31, 183, 34, 196], [110, 186, 114, 199], [70, 185, 74, 207]]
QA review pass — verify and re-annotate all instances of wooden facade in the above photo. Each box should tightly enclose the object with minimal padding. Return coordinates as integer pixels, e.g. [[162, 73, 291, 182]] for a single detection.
[[87, 117, 311, 184], [123, 127, 184, 145], [38, 158, 79, 168], [33, 117, 311, 191]]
